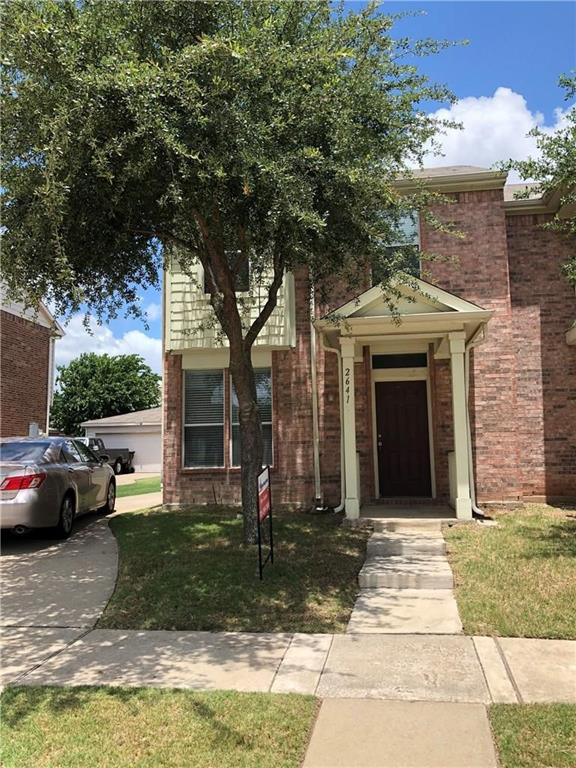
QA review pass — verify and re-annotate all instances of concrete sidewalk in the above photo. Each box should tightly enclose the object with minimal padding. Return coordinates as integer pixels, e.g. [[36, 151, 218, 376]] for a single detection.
[[2, 628, 574, 704], [113, 491, 163, 514]]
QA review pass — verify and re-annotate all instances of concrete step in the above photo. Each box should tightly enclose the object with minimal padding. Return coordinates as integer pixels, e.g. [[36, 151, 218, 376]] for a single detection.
[[347, 588, 462, 634], [369, 519, 445, 534], [366, 532, 446, 557], [358, 554, 454, 589]]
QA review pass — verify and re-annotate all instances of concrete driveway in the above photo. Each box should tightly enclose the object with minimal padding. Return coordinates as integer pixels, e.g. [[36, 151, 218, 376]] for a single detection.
[[0, 515, 118, 629]]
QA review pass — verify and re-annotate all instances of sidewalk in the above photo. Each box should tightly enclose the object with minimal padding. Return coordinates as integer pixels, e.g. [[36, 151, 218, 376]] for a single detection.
[[3, 627, 574, 704]]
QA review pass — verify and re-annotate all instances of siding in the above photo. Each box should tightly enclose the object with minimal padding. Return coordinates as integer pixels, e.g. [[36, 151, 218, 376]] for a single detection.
[[166, 264, 296, 351]]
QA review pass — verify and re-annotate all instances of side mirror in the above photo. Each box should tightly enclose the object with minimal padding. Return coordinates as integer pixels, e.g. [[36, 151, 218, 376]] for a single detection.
[[100, 454, 110, 464]]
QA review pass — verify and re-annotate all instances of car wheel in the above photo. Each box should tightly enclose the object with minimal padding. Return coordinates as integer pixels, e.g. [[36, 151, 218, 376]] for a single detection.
[[113, 459, 123, 475], [101, 480, 116, 514], [54, 494, 75, 539]]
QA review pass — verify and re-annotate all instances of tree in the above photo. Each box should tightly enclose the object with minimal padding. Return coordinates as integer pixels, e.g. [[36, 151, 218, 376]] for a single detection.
[[2, 0, 455, 542], [51, 353, 161, 435], [502, 73, 576, 285]]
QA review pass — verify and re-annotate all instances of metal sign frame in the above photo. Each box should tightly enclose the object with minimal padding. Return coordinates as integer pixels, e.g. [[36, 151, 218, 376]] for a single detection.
[[256, 465, 274, 579]]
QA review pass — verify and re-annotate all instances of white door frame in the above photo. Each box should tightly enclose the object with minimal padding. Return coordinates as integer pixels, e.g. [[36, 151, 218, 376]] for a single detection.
[[370, 364, 436, 499]]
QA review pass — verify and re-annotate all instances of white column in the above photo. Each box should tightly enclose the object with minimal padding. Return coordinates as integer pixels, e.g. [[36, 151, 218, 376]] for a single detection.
[[449, 332, 472, 519], [340, 338, 360, 519]]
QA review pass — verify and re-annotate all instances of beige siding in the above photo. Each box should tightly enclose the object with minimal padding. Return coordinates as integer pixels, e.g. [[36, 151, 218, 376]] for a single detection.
[[166, 264, 296, 351]]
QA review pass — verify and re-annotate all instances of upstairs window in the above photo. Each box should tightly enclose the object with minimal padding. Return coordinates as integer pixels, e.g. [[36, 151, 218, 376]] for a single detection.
[[231, 368, 273, 467], [373, 212, 421, 284], [203, 251, 250, 294], [183, 370, 225, 467]]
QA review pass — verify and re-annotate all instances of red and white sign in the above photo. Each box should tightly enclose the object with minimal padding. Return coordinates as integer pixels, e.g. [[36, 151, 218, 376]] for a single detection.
[[258, 466, 271, 522]]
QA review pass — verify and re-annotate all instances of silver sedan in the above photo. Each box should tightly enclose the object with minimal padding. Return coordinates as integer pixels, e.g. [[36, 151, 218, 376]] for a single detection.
[[0, 437, 116, 538]]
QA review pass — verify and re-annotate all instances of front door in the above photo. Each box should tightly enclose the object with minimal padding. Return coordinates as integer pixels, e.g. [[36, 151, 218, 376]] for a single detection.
[[375, 380, 432, 497]]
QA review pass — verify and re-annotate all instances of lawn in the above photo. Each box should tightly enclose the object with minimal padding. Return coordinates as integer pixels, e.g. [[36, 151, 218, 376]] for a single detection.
[[0, 686, 317, 768], [100, 507, 369, 632], [445, 504, 576, 639], [490, 704, 576, 768], [116, 476, 161, 498]]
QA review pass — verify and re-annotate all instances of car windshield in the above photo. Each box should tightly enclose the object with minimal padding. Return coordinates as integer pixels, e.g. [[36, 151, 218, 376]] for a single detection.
[[0, 441, 52, 463]]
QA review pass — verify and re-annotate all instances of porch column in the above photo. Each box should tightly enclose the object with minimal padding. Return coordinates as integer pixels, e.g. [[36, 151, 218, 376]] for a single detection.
[[340, 337, 360, 519], [449, 332, 472, 519]]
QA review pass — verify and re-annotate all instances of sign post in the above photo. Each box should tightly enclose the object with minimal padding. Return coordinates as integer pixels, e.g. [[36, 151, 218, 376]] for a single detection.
[[256, 465, 274, 580]]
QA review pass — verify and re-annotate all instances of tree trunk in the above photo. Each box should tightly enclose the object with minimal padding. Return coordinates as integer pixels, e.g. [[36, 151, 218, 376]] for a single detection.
[[229, 345, 263, 545]]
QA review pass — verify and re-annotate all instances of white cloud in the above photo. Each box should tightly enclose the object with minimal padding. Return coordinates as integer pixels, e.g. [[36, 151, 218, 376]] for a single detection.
[[145, 302, 162, 322], [55, 315, 162, 374], [424, 87, 572, 180]]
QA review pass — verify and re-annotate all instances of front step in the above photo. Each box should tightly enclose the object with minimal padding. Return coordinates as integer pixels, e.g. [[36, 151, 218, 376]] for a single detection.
[[367, 532, 446, 557], [358, 554, 454, 589], [368, 519, 446, 534]]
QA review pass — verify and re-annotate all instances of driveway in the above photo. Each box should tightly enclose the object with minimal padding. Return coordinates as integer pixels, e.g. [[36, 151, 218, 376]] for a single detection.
[[0, 515, 118, 629]]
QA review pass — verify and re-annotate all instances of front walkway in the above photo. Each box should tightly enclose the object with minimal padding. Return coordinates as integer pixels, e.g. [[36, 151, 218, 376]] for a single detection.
[[347, 517, 462, 634]]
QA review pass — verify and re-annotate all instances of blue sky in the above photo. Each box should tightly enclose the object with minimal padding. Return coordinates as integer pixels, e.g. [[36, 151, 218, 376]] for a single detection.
[[56, 1, 575, 374]]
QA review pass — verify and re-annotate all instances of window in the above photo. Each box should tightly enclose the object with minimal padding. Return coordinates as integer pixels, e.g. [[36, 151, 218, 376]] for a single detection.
[[203, 251, 250, 294], [64, 440, 82, 463], [75, 440, 100, 464], [183, 370, 225, 467], [231, 368, 273, 467], [372, 353, 427, 369], [373, 212, 421, 283]]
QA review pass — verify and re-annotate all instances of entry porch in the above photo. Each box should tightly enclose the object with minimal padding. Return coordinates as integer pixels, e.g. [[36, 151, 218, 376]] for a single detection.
[[316, 277, 493, 521]]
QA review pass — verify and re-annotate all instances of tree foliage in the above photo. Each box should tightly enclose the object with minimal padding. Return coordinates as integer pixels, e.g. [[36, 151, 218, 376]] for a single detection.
[[502, 73, 576, 285], [2, 0, 456, 540], [51, 353, 161, 435]]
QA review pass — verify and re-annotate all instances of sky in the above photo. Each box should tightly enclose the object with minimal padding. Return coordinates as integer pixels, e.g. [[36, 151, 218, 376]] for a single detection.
[[54, 1, 576, 375]]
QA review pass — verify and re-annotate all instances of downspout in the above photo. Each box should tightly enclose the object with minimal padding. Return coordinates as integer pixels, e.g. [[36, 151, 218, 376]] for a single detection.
[[321, 336, 345, 513], [309, 286, 325, 510], [45, 335, 56, 435], [465, 325, 488, 518]]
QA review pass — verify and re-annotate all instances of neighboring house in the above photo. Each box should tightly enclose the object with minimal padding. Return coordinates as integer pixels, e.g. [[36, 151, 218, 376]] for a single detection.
[[82, 407, 162, 473], [0, 290, 64, 438], [162, 166, 576, 519]]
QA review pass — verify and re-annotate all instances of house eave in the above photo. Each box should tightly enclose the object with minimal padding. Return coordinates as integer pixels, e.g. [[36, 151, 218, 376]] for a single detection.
[[395, 170, 508, 194]]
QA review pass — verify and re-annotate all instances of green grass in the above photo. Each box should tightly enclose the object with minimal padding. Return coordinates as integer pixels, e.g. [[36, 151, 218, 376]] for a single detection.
[[0, 686, 317, 768], [116, 476, 161, 498], [490, 704, 576, 768], [100, 507, 369, 632], [445, 505, 576, 639]]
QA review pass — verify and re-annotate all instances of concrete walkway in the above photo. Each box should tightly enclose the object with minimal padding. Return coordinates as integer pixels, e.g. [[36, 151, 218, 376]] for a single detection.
[[348, 519, 462, 634], [3, 627, 574, 704], [113, 491, 163, 514]]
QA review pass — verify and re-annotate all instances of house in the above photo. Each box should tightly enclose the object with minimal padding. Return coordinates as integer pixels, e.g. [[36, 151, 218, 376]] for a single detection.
[[162, 166, 576, 519], [81, 407, 162, 473], [0, 290, 64, 438]]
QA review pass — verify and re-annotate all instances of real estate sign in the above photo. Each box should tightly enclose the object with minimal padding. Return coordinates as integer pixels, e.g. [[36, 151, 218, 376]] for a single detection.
[[256, 466, 274, 579]]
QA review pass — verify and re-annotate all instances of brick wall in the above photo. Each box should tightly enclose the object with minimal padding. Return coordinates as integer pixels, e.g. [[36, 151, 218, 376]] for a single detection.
[[507, 214, 576, 499], [0, 310, 51, 437], [422, 189, 522, 502]]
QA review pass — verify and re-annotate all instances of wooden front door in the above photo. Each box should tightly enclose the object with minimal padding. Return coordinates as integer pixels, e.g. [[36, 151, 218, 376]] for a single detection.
[[375, 380, 432, 497]]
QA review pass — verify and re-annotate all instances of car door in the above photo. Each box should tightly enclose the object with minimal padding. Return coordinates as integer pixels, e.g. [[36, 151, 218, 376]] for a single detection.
[[63, 440, 92, 514], [75, 439, 108, 508]]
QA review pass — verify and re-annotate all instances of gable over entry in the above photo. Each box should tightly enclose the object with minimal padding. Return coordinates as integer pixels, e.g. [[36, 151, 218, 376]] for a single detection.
[[315, 277, 493, 520]]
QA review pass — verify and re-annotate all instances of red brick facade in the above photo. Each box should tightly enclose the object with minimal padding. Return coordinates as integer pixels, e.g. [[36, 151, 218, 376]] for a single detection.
[[0, 309, 52, 437], [163, 184, 576, 508]]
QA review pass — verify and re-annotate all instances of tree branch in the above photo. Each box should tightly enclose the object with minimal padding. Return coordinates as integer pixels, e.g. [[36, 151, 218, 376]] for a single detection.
[[243, 249, 285, 350]]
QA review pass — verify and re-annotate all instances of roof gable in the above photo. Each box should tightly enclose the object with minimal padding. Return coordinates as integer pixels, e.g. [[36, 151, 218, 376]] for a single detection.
[[326, 277, 487, 320]]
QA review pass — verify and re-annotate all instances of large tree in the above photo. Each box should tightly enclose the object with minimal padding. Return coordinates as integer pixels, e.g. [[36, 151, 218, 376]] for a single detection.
[[2, 0, 454, 542], [51, 353, 161, 435], [503, 73, 576, 285]]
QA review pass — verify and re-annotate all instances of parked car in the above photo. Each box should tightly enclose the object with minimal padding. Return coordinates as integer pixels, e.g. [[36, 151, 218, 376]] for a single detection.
[[0, 437, 116, 538], [76, 437, 134, 475]]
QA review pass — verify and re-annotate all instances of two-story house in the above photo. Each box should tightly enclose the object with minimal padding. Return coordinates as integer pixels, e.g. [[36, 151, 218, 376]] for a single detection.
[[162, 165, 576, 519]]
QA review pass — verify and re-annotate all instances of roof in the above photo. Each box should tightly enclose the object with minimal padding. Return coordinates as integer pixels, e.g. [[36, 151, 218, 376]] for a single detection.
[[0, 285, 65, 337], [410, 165, 491, 178], [503, 183, 541, 202], [81, 407, 162, 428], [396, 165, 508, 193]]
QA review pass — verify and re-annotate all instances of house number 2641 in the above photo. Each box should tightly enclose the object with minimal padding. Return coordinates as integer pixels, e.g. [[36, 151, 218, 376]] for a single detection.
[[345, 367, 351, 404]]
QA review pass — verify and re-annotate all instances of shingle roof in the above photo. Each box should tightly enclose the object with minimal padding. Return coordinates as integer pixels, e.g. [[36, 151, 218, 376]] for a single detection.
[[81, 407, 162, 428]]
